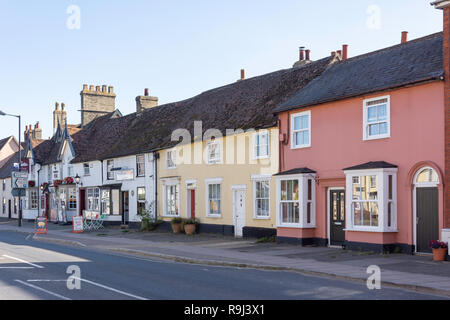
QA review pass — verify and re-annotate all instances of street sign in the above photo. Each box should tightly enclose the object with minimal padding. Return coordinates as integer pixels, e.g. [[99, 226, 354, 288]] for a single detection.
[[11, 171, 28, 189], [11, 188, 26, 197]]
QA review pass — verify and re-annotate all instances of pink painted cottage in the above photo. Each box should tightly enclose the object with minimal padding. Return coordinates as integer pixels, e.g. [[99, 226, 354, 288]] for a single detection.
[[272, 4, 450, 254]]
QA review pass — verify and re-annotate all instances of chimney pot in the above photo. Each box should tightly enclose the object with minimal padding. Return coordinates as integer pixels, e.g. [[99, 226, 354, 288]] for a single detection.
[[61, 103, 65, 110], [337, 50, 342, 57], [102, 85, 107, 93], [299, 47, 305, 61], [241, 69, 245, 80], [55, 102, 59, 110], [144, 88, 149, 96], [96, 86, 100, 92], [89, 85, 94, 91], [342, 44, 348, 60], [401, 31, 408, 44], [305, 49, 310, 61], [108, 86, 114, 94], [331, 51, 336, 57], [83, 84, 88, 91]]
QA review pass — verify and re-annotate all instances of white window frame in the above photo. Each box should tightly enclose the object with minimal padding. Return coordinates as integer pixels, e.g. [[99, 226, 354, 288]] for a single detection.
[[206, 141, 222, 164], [83, 163, 90, 176], [205, 178, 223, 217], [161, 178, 180, 217], [166, 149, 177, 169], [106, 160, 114, 180], [136, 155, 145, 177], [87, 187, 100, 212], [253, 130, 270, 160], [363, 95, 391, 141], [29, 189, 38, 210], [275, 174, 316, 228], [68, 187, 77, 210], [344, 168, 398, 233], [291, 110, 311, 149], [252, 176, 271, 219]]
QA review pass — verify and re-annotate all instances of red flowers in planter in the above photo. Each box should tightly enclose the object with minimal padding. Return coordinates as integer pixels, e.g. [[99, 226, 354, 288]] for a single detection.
[[63, 177, 74, 185], [28, 180, 35, 188], [53, 180, 63, 188]]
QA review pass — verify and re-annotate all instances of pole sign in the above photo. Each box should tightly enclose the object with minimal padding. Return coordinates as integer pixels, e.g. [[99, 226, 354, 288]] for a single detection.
[[72, 216, 84, 234], [35, 217, 48, 235], [11, 171, 28, 189]]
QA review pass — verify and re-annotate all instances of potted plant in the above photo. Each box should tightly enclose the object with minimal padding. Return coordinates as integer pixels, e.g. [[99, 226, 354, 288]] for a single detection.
[[183, 218, 199, 235], [171, 217, 183, 233], [429, 240, 448, 262], [28, 180, 36, 188], [137, 208, 151, 231]]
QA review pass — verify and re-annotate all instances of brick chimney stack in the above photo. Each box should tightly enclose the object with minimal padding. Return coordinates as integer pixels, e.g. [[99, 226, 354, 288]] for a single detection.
[[80, 84, 116, 127], [136, 89, 158, 113], [32, 122, 42, 140], [293, 46, 312, 68], [433, 0, 450, 228], [53, 102, 67, 134], [401, 31, 408, 44]]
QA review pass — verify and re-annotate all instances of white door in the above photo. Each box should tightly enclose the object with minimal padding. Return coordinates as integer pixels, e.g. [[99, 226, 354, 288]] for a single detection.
[[234, 190, 246, 237]]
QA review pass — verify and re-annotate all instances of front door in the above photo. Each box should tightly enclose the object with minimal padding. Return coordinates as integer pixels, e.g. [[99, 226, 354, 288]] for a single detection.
[[122, 191, 129, 224], [188, 189, 196, 219], [233, 190, 246, 237], [330, 189, 345, 246], [416, 187, 439, 253], [8, 200, 11, 219]]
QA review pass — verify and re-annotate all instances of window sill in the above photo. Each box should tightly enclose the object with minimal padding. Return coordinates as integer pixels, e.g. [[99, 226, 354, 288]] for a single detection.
[[254, 216, 271, 220], [344, 228, 398, 233], [291, 145, 311, 150], [206, 214, 222, 219], [363, 135, 390, 141], [278, 224, 316, 229]]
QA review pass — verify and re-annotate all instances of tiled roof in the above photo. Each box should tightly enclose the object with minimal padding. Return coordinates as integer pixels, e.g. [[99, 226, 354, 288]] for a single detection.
[[274, 32, 444, 113], [343, 161, 398, 171], [274, 168, 317, 176], [0, 136, 13, 151], [98, 56, 335, 160], [0, 153, 19, 179]]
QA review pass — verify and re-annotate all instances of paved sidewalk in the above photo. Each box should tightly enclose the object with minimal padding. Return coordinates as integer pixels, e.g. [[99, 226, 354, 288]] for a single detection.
[[0, 219, 449, 297]]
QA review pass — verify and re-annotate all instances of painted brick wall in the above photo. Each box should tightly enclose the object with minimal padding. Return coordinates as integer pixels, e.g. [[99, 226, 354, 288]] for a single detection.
[[444, 7, 450, 228]]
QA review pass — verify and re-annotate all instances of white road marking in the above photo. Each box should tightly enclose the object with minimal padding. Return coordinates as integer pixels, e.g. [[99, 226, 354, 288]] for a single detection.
[[25, 235, 32, 241], [27, 280, 67, 282], [3, 255, 44, 269], [73, 277, 149, 300], [0, 267, 34, 269], [14, 280, 71, 300]]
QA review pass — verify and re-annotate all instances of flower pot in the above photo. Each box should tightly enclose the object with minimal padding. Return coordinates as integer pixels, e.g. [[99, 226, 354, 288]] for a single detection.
[[171, 223, 182, 234], [432, 248, 448, 262], [184, 224, 196, 235], [141, 219, 149, 231]]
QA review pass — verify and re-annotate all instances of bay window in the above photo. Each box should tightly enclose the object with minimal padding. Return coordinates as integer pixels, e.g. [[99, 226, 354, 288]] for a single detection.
[[344, 164, 397, 232], [275, 170, 316, 228]]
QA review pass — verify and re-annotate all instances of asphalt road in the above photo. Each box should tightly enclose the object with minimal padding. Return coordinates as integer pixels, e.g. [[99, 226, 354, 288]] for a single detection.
[[0, 230, 446, 300]]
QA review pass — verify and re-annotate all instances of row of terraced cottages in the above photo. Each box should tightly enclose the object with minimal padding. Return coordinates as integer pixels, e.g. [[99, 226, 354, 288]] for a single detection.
[[1, 2, 449, 255]]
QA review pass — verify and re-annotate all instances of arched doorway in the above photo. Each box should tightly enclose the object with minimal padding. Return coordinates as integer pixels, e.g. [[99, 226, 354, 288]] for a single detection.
[[413, 167, 439, 253]]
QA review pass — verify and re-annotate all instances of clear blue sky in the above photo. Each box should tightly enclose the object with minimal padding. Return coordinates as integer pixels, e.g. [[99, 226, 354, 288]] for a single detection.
[[0, 0, 443, 140]]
